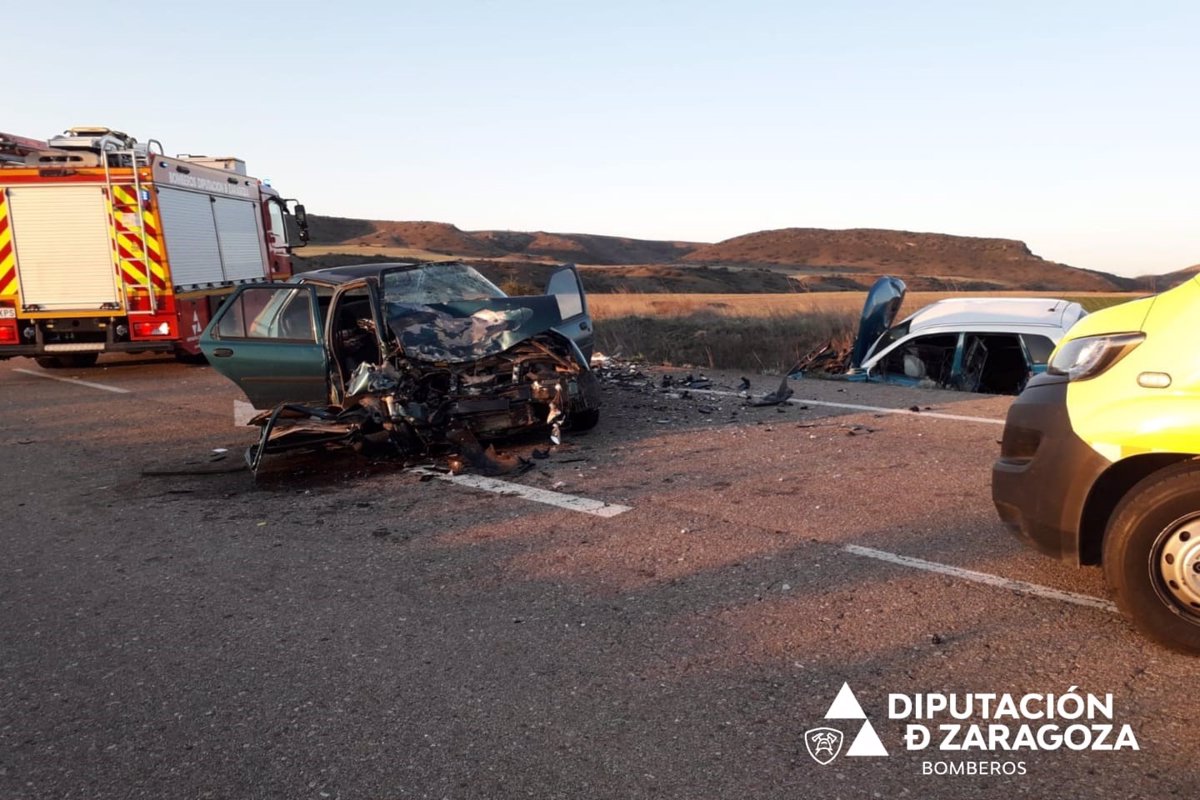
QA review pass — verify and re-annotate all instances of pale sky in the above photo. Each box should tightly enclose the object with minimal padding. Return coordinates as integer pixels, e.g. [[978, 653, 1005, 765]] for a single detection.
[[10, 1, 1198, 276]]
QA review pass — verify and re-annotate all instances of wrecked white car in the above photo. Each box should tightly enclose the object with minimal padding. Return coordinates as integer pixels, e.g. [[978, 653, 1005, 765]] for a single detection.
[[843, 277, 1088, 394], [198, 262, 600, 472]]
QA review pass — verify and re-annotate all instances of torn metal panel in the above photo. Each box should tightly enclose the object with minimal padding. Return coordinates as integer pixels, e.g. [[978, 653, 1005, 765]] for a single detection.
[[385, 300, 556, 363]]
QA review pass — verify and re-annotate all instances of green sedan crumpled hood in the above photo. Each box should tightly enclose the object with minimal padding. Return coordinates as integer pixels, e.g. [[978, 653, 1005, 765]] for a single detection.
[[386, 295, 564, 363]]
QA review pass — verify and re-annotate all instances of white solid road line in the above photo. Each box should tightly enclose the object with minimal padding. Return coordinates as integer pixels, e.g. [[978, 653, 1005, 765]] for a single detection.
[[234, 399, 265, 427], [842, 543, 1118, 613], [12, 368, 131, 395], [689, 388, 1005, 425], [411, 468, 633, 518]]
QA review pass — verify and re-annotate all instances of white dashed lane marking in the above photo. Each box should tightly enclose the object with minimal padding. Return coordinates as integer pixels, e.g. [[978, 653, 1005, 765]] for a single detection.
[[411, 468, 633, 518], [12, 368, 131, 394]]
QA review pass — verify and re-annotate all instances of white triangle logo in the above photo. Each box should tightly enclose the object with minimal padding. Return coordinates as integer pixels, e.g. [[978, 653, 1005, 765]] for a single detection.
[[824, 682, 867, 720], [845, 718, 888, 756], [815, 683, 888, 758]]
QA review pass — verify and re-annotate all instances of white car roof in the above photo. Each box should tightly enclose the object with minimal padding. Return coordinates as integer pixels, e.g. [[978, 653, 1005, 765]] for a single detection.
[[903, 297, 1085, 334]]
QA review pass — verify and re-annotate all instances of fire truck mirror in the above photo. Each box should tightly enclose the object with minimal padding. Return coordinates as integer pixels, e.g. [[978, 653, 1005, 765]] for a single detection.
[[293, 204, 310, 244]]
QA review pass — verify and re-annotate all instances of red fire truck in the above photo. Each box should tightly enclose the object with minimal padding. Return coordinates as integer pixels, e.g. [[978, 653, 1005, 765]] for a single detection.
[[0, 126, 308, 367]]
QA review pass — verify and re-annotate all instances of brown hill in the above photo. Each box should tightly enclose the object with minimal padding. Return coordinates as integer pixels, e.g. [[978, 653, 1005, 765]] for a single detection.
[[685, 228, 1129, 292], [471, 230, 699, 265], [295, 252, 816, 294], [309, 217, 506, 258], [304, 215, 1134, 293], [307, 215, 701, 265], [1137, 263, 1200, 291]]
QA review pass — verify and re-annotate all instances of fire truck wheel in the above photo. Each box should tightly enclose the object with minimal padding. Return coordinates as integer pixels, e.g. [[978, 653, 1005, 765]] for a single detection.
[[174, 349, 208, 365], [35, 354, 99, 369]]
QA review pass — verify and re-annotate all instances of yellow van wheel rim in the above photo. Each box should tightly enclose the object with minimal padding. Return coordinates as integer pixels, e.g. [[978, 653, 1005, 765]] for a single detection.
[[1155, 513, 1200, 615]]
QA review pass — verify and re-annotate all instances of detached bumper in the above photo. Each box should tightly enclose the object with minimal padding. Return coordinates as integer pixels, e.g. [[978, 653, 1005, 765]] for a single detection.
[[991, 376, 1110, 563]]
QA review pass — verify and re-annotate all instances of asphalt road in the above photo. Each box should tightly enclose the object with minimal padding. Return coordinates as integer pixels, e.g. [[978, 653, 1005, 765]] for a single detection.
[[1, 355, 1195, 800]]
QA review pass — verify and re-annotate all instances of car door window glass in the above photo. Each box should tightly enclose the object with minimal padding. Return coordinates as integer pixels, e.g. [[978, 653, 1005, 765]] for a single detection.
[[546, 270, 583, 319], [215, 287, 316, 342], [266, 200, 287, 247], [1022, 334, 1055, 365]]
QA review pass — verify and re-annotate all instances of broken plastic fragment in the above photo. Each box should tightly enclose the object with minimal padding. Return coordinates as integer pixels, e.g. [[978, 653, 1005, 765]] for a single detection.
[[749, 375, 793, 407]]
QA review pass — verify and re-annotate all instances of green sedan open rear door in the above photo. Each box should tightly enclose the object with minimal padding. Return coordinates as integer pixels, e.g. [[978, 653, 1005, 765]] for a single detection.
[[200, 284, 330, 408]]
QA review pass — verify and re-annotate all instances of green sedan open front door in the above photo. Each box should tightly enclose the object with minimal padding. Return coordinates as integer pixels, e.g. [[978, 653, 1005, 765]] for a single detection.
[[545, 264, 593, 360], [199, 284, 330, 408]]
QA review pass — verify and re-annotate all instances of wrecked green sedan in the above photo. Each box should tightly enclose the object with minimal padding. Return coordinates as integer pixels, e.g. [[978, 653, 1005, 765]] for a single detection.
[[199, 262, 601, 471]]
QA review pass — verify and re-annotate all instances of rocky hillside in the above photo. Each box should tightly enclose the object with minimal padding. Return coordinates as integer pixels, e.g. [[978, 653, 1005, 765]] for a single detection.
[[684, 228, 1131, 291]]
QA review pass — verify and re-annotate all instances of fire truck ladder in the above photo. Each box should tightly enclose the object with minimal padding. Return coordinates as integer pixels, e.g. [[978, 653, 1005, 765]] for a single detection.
[[102, 147, 157, 314]]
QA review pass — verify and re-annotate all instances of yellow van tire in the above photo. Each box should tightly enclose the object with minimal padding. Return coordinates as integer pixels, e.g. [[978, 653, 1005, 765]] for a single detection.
[[1103, 461, 1200, 653]]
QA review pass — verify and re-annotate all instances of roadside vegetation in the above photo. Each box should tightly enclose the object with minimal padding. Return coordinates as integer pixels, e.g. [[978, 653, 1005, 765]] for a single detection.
[[594, 308, 858, 373]]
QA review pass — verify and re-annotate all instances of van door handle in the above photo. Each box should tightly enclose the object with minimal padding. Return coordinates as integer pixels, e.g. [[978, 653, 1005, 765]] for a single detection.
[[579, 321, 590, 331], [213, 348, 234, 357]]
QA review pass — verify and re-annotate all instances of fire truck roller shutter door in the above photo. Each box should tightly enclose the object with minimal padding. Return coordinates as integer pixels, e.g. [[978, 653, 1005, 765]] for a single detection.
[[8, 186, 119, 310], [211, 196, 266, 282], [156, 187, 223, 288]]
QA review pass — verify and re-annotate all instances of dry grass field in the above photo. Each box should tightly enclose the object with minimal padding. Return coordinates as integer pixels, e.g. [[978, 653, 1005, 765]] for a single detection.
[[589, 291, 1141, 320]]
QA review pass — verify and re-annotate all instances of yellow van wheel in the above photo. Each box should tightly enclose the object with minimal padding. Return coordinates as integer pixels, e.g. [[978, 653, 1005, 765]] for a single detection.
[[1104, 461, 1200, 653]]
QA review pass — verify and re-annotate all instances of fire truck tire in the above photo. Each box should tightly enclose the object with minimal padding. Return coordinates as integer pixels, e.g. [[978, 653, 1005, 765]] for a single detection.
[[35, 354, 99, 369], [173, 349, 208, 365]]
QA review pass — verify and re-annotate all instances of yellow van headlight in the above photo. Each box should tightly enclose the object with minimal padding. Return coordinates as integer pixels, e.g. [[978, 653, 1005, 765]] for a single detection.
[[1047, 333, 1144, 381]]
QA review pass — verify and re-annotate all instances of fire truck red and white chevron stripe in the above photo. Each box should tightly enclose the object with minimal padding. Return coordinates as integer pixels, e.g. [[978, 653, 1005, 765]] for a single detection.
[[0, 192, 16, 297]]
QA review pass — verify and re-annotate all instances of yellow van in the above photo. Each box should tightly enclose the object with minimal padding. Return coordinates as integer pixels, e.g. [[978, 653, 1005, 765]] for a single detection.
[[993, 276, 1200, 652]]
